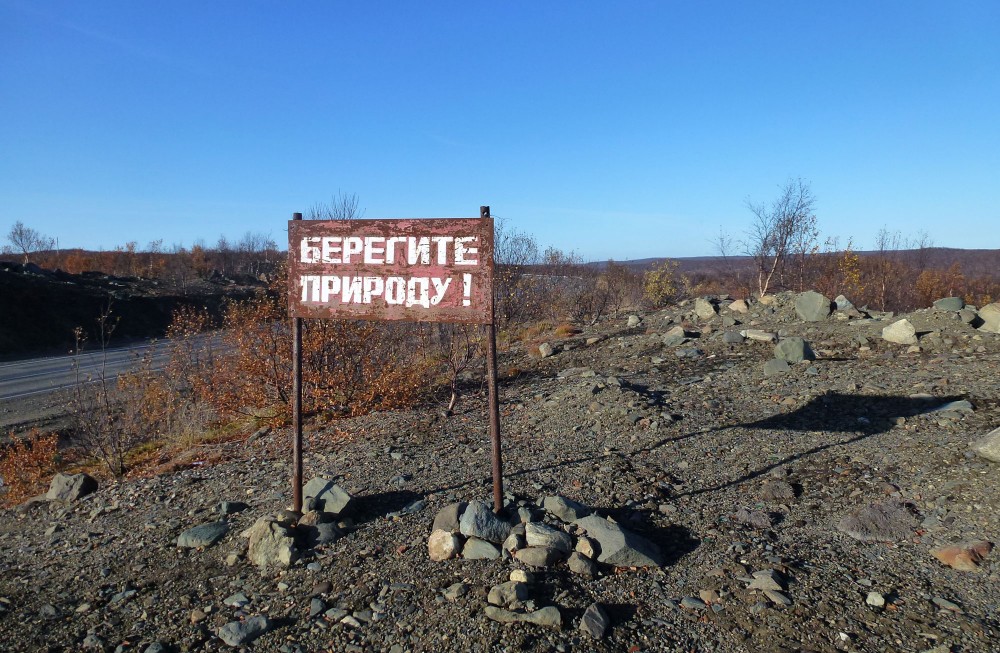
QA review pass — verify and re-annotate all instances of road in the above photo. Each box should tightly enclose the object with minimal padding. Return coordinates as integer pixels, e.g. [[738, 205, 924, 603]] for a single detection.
[[0, 341, 176, 402]]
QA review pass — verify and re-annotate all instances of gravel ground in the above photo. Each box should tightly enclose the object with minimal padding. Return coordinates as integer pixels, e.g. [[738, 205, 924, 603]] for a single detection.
[[1, 293, 998, 653]]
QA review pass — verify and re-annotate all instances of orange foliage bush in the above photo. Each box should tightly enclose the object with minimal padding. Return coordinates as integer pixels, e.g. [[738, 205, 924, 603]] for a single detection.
[[0, 430, 59, 507], [176, 268, 434, 425]]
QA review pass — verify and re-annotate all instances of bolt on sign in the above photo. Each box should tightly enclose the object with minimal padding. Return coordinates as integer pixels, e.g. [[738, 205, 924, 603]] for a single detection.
[[288, 219, 494, 324]]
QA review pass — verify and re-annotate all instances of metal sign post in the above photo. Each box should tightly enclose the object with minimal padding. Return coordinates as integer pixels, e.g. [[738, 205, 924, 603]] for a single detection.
[[291, 212, 304, 514], [287, 209, 503, 513], [481, 206, 503, 513]]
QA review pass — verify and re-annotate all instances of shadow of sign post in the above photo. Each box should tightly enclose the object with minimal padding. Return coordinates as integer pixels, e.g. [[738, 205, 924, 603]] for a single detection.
[[287, 208, 503, 512]]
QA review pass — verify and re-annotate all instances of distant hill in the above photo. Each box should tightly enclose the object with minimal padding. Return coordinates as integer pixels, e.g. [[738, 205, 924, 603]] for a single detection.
[[589, 247, 1000, 278]]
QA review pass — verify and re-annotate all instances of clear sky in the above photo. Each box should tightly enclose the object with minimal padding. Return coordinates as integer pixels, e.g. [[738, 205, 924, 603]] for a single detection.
[[1, 1, 997, 260]]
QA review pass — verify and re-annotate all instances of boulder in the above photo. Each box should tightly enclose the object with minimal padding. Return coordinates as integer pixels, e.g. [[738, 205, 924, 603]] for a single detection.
[[626, 315, 642, 327], [45, 473, 98, 503], [933, 297, 964, 312], [462, 537, 501, 560], [484, 605, 562, 628], [302, 477, 352, 515], [795, 291, 832, 322], [836, 500, 918, 542], [579, 602, 611, 639], [218, 615, 271, 647], [774, 337, 815, 363], [882, 319, 918, 345], [661, 326, 689, 347], [834, 295, 855, 311], [722, 331, 745, 344], [741, 329, 777, 342], [431, 502, 467, 533], [428, 529, 461, 561], [514, 545, 564, 567], [244, 516, 298, 570], [177, 521, 229, 548], [487, 581, 529, 607], [459, 500, 511, 544], [728, 299, 749, 314], [971, 426, 1000, 463], [537, 342, 555, 358], [573, 515, 663, 567], [931, 541, 992, 571], [978, 303, 1000, 333], [763, 359, 790, 377], [525, 522, 572, 553], [541, 495, 591, 522], [694, 298, 717, 320]]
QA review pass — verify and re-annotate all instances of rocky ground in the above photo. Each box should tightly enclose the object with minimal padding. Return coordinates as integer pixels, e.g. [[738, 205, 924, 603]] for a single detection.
[[1, 291, 999, 653]]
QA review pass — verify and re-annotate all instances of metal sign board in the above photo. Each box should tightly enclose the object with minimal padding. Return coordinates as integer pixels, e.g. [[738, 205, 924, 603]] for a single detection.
[[288, 218, 494, 324]]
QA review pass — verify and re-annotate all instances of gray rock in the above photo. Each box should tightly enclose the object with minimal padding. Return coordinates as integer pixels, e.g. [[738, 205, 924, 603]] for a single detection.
[[836, 500, 919, 542], [432, 502, 467, 533], [524, 522, 572, 553], [574, 515, 663, 567], [443, 583, 468, 601], [484, 605, 561, 628], [579, 602, 610, 639], [979, 302, 1000, 333], [675, 347, 703, 359], [882, 319, 918, 345], [795, 291, 832, 322], [763, 359, 790, 377], [459, 501, 511, 544], [304, 522, 342, 546], [542, 495, 591, 522], [626, 314, 642, 327], [46, 473, 98, 503], [662, 326, 689, 347], [959, 308, 979, 324], [774, 337, 815, 363], [764, 589, 792, 606], [733, 508, 772, 529], [747, 569, 784, 591], [694, 298, 717, 320], [223, 592, 250, 607], [487, 581, 529, 607], [866, 591, 886, 607], [742, 329, 777, 342], [971, 426, 1000, 463], [218, 615, 271, 647], [244, 517, 298, 569], [176, 521, 229, 549], [729, 299, 749, 313], [302, 477, 352, 515], [462, 537, 501, 560], [143, 644, 168, 653], [514, 545, 563, 567], [834, 294, 855, 311], [567, 551, 598, 578], [216, 501, 249, 515], [933, 297, 964, 312], [760, 480, 796, 501], [538, 342, 555, 358], [722, 331, 745, 344], [680, 597, 705, 610]]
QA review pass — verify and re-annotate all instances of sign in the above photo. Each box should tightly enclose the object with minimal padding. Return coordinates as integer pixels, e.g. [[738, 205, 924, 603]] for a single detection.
[[288, 218, 494, 324]]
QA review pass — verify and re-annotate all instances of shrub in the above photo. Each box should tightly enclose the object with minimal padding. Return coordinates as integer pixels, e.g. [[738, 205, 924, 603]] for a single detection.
[[0, 430, 59, 507]]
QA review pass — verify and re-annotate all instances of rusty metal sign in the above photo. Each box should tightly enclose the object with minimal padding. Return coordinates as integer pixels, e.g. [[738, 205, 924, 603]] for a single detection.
[[288, 218, 494, 324]]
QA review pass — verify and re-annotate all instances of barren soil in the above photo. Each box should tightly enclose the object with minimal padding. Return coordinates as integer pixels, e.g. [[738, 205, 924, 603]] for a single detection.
[[1, 293, 998, 653]]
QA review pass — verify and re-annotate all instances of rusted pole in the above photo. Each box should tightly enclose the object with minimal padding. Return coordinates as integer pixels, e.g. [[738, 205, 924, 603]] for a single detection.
[[291, 211, 304, 514], [482, 205, 503, 513]]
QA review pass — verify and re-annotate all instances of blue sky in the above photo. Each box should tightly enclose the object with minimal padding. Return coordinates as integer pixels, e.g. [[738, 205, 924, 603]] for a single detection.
[[1, 1, 997, 260]]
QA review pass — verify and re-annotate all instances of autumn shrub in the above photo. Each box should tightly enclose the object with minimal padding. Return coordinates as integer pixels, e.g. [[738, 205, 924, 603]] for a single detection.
[[190, 267, 435, 425], [0, 430, 59, 507]]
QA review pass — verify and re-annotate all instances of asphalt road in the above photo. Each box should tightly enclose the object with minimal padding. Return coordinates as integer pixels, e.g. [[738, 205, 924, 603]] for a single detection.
[[0, 336, 226, 402]]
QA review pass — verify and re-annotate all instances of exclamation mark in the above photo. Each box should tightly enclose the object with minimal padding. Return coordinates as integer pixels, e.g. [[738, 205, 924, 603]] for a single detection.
[[462, 273, 472, 306]]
